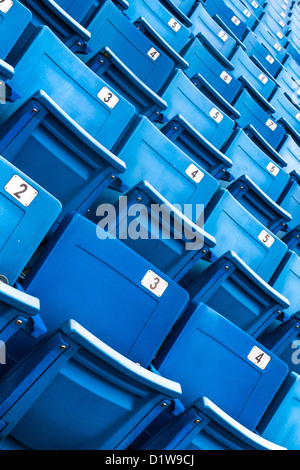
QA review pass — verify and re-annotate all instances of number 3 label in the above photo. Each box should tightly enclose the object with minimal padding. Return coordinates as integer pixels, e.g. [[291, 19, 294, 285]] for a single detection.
[[141, 270, 168, 298], [97, 87, 119, 109], [5, 175, 38, 207], [0, 0, 13, 14]]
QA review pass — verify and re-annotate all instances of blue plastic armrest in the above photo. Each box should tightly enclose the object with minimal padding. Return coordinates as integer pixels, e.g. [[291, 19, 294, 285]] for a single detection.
[[244, 124, 288, 167], [195, 397, 286, 450], [157, 0, 193, 27], [196, 32, 235, 71], [114, 0, 129, 11], [134, 18, 189, 70], [88, 47, 167, 119], [277, 117, 300, 144], [228, 175, 292, 232], [191, 73, 241, 120], [39, 0, 91, 42], [250, 53, 283, 79], [161, 114, 233, 179], [238, 76, 277, 114], [213, 15, 247, 50]]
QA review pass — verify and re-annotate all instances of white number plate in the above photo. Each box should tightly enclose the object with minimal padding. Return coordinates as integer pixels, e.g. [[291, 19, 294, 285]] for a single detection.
[[97, 86, 119, 109], [296, 113, 300, 121], [218, 30, 228, 42], [266, 55, 275, 64], [274, 43, 282, 52], [185, 164, 204, 183], [168, 18, 181, 32], [5, 175, 38, 207], [248, 346, 271, 370], [209, 108, 224, 123], [282, 4, 287, 10], [267, 162, 279, 176], [243, 9, 251, 17], [220, 71, 232, 83], [266, 119, 277, 131], [259, 73, 268, 84], [0, 0, 13, 14], [141, 270, 168, 297], [280, 12, 286, 18], [279, 20, 285, 27], [258, 229, 275, 248], [277, 31, 284, 39], [232, 16, 241, 26], [147, 47, 160, 61], [251, 1, 258, 8]]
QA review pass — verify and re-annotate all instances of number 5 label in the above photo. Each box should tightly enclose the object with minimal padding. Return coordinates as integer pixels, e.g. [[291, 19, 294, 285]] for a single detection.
[[5, 175, 38, 207], [141, 270, 168, 298], [258, 229, 275, 248]]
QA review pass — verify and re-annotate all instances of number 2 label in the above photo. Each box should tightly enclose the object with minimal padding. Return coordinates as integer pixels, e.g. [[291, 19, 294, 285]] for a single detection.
[[5, 175, 38, 207]]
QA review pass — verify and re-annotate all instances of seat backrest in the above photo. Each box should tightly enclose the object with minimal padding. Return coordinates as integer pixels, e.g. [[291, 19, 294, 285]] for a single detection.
[[182, 37, 241, 104], [230, 46, 277, 100], [277, 134, 300, 175], [82, 0, 176, 92], [0, 26, 136, 151], [160, 69, 235, 149], [154, 301, 288, 431], [125, 0, 191, 52], [189, 3, 237, 58], [270, 251, 300, 317], [23, 213, 189, 367], [203, 189, 288, 281], [113, 116, 219, 221], [0, 0, 32, 61], [0, 319, 182, 449], [0, 90, 126, 223], [204, 0, 248, 40], [0, 155, 61, 285], [223, 128, 290, 201]]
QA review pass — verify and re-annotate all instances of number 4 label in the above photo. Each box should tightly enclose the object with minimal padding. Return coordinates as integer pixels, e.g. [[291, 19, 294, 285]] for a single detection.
[[185, 164, 204, 184], [5, 175, 38, 207], [248, 346, 271, 370], [147, 47, 160, 61], [0, 0, 13, 14], [141, 270, 168, 298]]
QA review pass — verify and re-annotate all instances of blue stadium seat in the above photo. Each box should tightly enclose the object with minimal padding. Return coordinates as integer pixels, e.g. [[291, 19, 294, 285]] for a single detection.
[[270, 89, 300, 142], [277, 134, 300, 175], [277, 172, 300, 231], [191, 188, 288, 281], [0, 155, 61, 286], [270, 251, 300, 317], [233, 89, 286, 149], [189, 3, 237, 59], [0, 0, 32, 61], [108, 116, 220, 219], [0, 26, 136, 151], [0, 60, 21, 103], [125, 0, 191, 52], [22, 212, 189, 367], [257, 373, 300, 450], [142, 397, 286, 450], [222, 128, 291, 202], [204, 0, 249, 41], [15, 0, 92, 55], [80, 0, 188, 92], [243, 30, 283, 77], [181, 251, 290, 338], [163, 0, 195, 15], [0, 90, 127, 224], [0, 319, 182, 449], [103, 180, 216, 282], [159, 69, 237, 150], [154, 301, 289, 430], [282, 226, 300, 256]]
